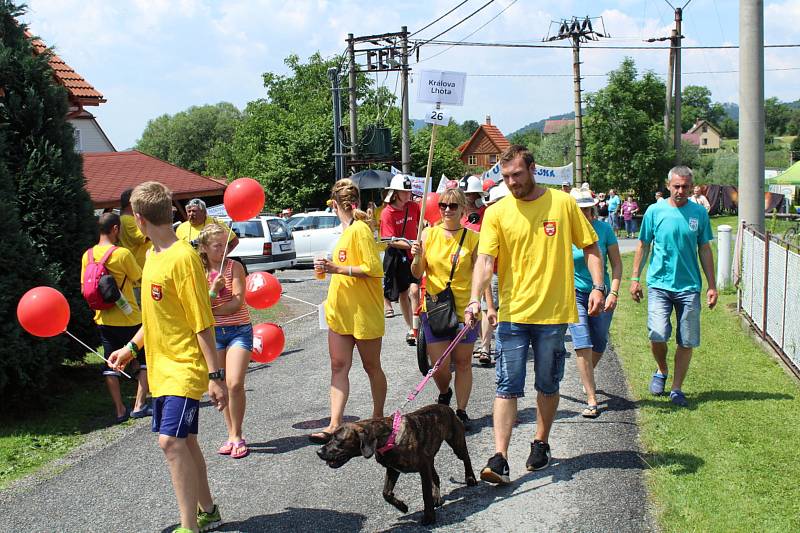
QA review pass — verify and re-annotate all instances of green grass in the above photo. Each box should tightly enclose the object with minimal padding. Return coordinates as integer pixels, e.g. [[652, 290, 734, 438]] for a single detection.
[[610, 239, 800, 531], [0, 356, 140, 489]]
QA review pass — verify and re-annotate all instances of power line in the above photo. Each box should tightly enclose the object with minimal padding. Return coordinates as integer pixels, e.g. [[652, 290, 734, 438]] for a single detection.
[[465, 67, 800, 78], [412, 39, 800, 50], [410, 0, 470, 38], [412, 0, 495, 50], [417, 0, 518, 64]]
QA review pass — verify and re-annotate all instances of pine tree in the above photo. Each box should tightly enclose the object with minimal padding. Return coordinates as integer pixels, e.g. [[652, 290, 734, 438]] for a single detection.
[[0, 1, 98, 400]]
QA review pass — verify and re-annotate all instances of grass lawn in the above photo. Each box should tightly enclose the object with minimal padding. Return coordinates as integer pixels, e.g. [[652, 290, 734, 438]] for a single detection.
[[0, 297, 293, 490], [610, 226, 800, 532]]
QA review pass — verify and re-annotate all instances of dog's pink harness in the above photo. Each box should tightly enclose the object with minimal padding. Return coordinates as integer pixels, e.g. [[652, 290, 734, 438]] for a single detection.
[[376, 323, 473, 455]]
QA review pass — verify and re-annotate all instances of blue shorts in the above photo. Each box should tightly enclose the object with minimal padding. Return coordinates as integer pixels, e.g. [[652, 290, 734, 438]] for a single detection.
[[420, 313, 479, 345], [152, 396, 200, 438], [647, 286, 701, 348], [568, 290, 614, 354], [495, 322, 568, 398], [215, 323, 253, 352]]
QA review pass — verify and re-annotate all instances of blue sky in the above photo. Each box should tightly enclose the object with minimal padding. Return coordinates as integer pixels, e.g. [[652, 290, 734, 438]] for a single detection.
[[22, 0, 800, 150]]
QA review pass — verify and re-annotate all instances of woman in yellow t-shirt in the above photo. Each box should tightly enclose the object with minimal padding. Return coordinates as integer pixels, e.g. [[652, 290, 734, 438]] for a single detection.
[[410, 187, 487, 430], [308, 179, 387, 443]]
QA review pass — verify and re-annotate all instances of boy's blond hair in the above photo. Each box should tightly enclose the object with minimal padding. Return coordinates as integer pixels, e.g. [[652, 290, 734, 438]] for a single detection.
[[131, 181, 173, 226]]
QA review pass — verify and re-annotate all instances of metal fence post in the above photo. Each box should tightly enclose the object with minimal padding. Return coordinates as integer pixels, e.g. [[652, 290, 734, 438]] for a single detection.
[[718, 224, 732, 289], [762, 232, 770, 340]]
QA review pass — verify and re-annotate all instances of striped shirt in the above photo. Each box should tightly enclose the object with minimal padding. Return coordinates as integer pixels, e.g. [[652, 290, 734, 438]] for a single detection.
[[209, 259, 251, 326]]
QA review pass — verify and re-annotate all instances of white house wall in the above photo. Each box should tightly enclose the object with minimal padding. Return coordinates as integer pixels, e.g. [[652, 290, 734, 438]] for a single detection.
[[69, 117, 115, 152]]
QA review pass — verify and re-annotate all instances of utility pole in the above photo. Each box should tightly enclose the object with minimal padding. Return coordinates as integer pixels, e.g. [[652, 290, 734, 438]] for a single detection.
[[400, 26, 411, 174], [663, 29, 676, 146], [347, 34, 359, 160], [673, 7, 683, 162], [545, 17, 609, 185], [327, 67, 344, 181], [739, 0, 765, 231]]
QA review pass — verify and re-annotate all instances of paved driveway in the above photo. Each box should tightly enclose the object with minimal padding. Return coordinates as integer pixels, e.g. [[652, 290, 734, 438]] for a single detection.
[[0, 269, 654, 532]]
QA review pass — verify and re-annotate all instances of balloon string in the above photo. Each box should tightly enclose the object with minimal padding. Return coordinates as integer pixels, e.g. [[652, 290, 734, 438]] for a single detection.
[[280, 294, 320, 309], [219, 225, 235, 275], [64, 330, 132, 379], [282, 309, 317, 327]]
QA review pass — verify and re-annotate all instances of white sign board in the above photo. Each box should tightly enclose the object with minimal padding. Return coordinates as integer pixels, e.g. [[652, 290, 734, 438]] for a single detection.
[[483, 162, 574, 187], [425, 107, 452, 126], [416, 70, 466, 106], [411, 176, 433, 197]]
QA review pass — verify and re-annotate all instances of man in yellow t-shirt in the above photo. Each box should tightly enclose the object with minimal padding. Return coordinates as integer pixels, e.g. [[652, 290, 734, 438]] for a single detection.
[[118, 189, 152, 306], [108, 182, 227, 533], [175, 198, 239, 251], [465, 145, 605, 484], [81, 212, 150, 423]]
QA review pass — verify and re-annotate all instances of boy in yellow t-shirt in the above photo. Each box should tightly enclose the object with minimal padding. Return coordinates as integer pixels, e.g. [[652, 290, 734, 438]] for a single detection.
[[108, 182, 228, 533]]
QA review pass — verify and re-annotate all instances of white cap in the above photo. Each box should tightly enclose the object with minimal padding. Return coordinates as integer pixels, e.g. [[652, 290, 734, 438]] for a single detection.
[[459, 175, 485, 195], [384, 174, 413, 203], [488, 181, 510, 203], [570, 187, 598, 207]]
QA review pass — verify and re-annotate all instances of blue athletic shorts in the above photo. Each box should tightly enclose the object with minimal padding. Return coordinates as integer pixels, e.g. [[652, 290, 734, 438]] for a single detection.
[[647, 286, 701, 348], [420, 313, 479, 345], [215, 323, 253, 351], [152, 396, 200, 438], [494, 322, 567, 397], [568, 290, 614, 354]]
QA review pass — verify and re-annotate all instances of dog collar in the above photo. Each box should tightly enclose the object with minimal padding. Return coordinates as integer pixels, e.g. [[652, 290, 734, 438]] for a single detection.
[[376, 410, 403, 455]]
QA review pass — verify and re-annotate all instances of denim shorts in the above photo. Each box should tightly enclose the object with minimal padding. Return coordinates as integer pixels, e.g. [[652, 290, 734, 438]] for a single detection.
[[152, 396, 199, 438], [568, 290, 614, 354], [647, 286, 701, 348], [495, 322, 567, 397], [420, 313, 478, 345], [215, 323, 253, 351]]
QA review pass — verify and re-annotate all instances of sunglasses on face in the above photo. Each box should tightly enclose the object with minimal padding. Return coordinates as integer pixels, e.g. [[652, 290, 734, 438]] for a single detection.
[[438, 202, 460, 211]]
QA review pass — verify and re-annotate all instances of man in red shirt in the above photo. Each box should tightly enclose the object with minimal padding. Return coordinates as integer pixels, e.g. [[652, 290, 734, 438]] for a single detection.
[[380, 174, 420, 345]]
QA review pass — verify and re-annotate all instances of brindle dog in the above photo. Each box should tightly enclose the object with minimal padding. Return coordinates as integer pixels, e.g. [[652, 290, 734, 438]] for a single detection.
[[317, 404, 477, 525]]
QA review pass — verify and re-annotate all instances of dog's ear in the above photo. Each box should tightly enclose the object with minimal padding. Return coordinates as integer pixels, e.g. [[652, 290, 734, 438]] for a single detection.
[[358, 427, 377, 459]]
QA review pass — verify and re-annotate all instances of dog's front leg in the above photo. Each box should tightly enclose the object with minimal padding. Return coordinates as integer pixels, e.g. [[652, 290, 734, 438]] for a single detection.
[[382, 468, 408, 513], [419, 462, 436, 525]]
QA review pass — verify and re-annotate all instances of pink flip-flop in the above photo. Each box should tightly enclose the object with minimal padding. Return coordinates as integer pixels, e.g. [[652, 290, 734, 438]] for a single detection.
[[231, 439, 249, 459], [218, 441, 234, 455]]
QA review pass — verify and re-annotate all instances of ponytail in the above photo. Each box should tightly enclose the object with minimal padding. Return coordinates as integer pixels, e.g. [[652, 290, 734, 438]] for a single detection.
[[331, 178, 374, 230]]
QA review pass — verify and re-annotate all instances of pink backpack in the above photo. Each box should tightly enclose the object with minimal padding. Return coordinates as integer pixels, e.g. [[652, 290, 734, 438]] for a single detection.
[[82, 246, 119, 311]]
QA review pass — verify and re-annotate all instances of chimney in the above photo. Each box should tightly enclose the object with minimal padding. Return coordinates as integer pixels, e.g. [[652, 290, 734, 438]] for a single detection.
[[485, 115, 491, 125]]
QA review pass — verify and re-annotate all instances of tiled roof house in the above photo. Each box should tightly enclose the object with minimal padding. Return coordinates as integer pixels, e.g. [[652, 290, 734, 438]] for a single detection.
[[542, 119, 573, 135], [457, 116, 510, 169]]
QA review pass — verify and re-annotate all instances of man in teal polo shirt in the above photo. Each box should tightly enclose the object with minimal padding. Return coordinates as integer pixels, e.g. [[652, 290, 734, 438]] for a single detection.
[[629, 166, 717, 407]]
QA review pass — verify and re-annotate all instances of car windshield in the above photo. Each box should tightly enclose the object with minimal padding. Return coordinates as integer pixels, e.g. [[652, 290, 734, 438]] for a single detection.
[[287, 216, 310, 229], [318, 216, 340, 228], [268, 219, 290, 241], [230, 220, 263, 238]]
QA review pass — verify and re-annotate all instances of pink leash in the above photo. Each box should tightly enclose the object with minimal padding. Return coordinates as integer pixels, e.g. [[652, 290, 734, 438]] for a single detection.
[[377, 323, 474, 455]]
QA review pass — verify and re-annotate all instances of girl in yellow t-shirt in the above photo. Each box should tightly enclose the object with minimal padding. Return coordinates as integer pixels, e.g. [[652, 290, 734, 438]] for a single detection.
[[309, 179, 387, 444], [410, 187, 489, 430]]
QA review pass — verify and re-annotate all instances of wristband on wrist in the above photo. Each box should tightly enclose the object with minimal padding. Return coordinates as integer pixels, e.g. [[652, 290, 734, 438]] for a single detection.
[[349, 266, 353, 276], [127, 341, 139, 356], [610, 290, 619, 297], [209, 290, 218, 299], [630, 277, 640, 282]]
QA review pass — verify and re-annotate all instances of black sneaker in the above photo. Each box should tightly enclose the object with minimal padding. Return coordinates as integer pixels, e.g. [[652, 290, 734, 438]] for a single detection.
[[480, 453, 510, 485], [455, 409, 471, 431], [437, 387, 453, 406], [525, 440, 551, 472]]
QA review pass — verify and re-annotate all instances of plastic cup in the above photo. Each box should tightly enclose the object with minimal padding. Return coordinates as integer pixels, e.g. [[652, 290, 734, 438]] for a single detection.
[[314, 253, 327, 280]]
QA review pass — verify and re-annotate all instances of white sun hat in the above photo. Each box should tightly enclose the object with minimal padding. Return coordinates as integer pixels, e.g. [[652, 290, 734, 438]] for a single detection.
[[459, 175, 485, 195], [384, 174, 413, 203], [488, 181, 510, 203], [570, 187, 599, 207]]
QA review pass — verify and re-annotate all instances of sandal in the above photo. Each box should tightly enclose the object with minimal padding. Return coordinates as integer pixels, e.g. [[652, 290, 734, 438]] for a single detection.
[[308, 431, 333, 444], [582, 405, 600, 418], [218, 441, 234, 455], [231, 439, 249, 459], [406, 332, 416, 346], [478, 351, 492, 366], [384, 308, 395, 318]]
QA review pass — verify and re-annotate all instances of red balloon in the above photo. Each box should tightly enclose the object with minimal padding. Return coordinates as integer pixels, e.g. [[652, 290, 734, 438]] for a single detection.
[[224, 178, 265, 221], [17, 286, 70, 338], [482, 179, 494, 192], [245, 272, 282, 309], [252, 323, 285, 363], [424, 192, 441, 225]]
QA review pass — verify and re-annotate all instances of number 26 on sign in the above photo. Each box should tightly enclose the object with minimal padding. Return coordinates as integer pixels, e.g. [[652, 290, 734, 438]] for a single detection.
[[426, 108, 451, 126]]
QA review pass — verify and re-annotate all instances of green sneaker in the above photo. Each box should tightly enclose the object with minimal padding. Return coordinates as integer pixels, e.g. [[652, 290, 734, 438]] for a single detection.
[[197, 504, 222, 532], [172, 528, 193, 533]]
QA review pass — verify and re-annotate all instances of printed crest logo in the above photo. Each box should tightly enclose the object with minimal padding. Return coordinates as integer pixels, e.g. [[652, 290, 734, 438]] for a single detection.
[[151, 284, 163, 301], [248, 275, 265, 292], [543, 220, 557, 236], [338, 249, 347, 262], [184, 405, 197, 425], [689, 217, 699, 232]]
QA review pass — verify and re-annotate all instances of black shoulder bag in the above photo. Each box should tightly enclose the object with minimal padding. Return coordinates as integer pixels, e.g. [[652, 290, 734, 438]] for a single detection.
[[425, 228, 468, 338]]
